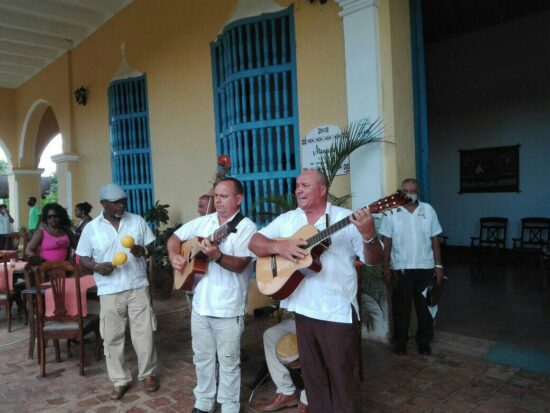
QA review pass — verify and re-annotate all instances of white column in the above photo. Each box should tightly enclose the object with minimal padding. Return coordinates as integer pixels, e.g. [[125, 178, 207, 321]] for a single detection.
[[7, 168, 44, 230], [337, 0, 391, 344], [336, 0, 385, 208], [51, 153, 79, 217]]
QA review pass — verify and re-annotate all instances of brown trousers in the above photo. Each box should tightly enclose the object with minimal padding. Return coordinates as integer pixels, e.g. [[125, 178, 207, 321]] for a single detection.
[[295, 312, 362, 413]]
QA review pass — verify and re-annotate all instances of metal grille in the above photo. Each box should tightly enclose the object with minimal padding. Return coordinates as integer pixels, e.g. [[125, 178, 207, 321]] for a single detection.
[[108, 75, 154, 216], [211, 7, 300, 224]]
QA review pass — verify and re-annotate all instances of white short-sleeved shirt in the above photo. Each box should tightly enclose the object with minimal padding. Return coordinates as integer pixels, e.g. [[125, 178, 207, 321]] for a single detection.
[[378, 201, 442, 270], [0, 213, 11, 234], [259, 203, 367, 324], [76, 212, 155, 296], [173, 211, 257, 318]]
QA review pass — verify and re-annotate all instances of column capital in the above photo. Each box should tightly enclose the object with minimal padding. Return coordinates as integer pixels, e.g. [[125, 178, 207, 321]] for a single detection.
[[336, 0, 379, 17], [51, 153, 79, 163], [6, 168, 44, 176]]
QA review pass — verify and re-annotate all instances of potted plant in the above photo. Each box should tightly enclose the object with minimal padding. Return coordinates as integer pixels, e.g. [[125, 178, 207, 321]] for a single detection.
[[144, 201, 180, 299]]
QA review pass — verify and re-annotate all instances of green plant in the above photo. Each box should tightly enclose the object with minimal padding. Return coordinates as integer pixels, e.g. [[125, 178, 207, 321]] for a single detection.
[[151, 224, 182, 270], [144, 201, 170, 236]]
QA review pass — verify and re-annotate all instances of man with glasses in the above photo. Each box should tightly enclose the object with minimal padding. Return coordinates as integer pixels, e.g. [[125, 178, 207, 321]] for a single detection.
[[76, 183, 159, 400]]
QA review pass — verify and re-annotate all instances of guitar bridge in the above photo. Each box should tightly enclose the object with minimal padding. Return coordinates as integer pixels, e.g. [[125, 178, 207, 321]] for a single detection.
[[270, 256, 277, 278]]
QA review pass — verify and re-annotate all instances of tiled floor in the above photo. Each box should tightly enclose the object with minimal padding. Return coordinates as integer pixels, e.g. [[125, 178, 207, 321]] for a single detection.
[[1, 287, 549, 413], [1, 250, 550, 413], [437, 249, 550, 351]]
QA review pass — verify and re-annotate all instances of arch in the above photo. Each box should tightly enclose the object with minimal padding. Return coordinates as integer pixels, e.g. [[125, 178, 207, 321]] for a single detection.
[[19, 99, 50, 165], [0, 138, 13, 167]]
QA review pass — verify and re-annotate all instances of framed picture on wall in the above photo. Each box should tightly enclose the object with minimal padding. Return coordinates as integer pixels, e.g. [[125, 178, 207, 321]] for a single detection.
[[459, 144, 520, 194]]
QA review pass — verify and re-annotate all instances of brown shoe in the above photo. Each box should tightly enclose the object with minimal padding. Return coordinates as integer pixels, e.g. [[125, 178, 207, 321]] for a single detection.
[[109, 385, 130, 400], [297, 401, 308, 413], [255, 393, 299, 412], [143, 375, 159, 392]]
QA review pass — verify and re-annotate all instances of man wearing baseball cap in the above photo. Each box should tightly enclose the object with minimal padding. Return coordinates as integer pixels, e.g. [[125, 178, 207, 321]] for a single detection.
[[76, 183, 159, 400]]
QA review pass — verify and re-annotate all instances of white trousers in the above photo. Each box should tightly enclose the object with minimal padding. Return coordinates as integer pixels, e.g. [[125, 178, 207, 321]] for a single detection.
[[264, 318, 307, 404], [191, 310, 244, 413], [99, 287, 158, 386]]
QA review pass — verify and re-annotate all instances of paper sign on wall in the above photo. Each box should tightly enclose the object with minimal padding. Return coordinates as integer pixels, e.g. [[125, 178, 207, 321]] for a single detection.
[[301, 125, 348, 175]]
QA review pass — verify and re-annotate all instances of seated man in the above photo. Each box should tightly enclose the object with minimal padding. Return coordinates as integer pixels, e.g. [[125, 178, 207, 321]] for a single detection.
[[256, 315, 308, 413]]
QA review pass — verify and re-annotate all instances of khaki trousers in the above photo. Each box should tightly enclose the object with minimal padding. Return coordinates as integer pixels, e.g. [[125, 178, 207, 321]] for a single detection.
[[100, 287, 158, 386]]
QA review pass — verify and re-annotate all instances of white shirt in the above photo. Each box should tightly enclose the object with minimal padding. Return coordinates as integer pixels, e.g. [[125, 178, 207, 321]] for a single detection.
[[259, 203, 367, 324], [174, 211, 257, 318], [0, 212, 12, 234], [378, 201, 442, 270], [76, 212, 155, 296]]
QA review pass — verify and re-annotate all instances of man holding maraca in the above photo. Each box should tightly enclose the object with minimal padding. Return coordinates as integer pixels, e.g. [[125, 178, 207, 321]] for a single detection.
[[76, 183, 159, 400]]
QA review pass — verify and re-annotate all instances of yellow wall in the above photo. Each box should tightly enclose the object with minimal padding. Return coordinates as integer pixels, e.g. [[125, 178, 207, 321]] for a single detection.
[[8, 0, 348, 222], [379, 0, 415, 191], [0, 88, 17, 163], [6, 0, 417, 215], [35, 107, 60, 166], [15, 54, 72, 168]]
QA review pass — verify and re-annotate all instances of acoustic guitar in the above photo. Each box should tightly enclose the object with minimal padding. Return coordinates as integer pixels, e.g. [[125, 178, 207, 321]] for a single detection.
[[173, 155, 232, 291], [173, 219, 240, 290], [256, 192, 411, 299]]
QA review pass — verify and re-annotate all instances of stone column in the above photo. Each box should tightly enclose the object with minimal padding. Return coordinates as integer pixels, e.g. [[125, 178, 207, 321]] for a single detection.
[[336, 0, 391, 343], [51, 153, 79, 217], [336, 0, 386, 208], [7, 168, 44, 231]]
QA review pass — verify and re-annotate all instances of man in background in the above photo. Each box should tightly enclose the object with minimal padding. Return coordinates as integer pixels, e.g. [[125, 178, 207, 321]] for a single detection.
[[379, 178, 444, 356], [27, 196, 40, 235]]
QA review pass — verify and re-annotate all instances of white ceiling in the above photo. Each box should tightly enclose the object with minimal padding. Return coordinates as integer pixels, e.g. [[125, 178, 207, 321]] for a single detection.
[[0, 0, 132, 89]]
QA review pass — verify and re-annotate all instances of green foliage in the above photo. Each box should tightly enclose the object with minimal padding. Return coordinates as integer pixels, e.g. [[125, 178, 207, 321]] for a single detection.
[[144, 201, 175, 272], [152, 224, 182, 270], [360, 264, 387, 330], [319, 118, 384, 192], [0, 160, 10, 174], [42, 173, 58, 205], [144, 201, 170, 236], [249, 192, 297, 223]]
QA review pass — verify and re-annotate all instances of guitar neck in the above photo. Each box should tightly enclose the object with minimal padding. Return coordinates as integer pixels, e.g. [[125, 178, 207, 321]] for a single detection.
[[305, 215, 352, 248], [305, 195, 406, 248]]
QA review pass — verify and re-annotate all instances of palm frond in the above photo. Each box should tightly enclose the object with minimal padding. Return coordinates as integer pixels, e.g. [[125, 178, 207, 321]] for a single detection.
[[328, 193, 353, 207], [248, 193, 297, 222], [319, 119, 384, 188]]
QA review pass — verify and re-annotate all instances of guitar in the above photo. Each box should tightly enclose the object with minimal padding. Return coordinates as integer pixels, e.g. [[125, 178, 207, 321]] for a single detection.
[[173, 218, 240, 290], [256, 192, 411, 299], [173, 155, 233, 291]]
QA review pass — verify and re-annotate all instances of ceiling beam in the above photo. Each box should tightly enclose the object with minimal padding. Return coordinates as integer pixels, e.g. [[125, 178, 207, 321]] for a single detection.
[[0, 40, 58, 59], [0, 0, 103, 26], [55, 0, 131, 15], [0, 52, 45, 68], [0, 62, 36, 76], [0, 71, 24, 83], [0, 9, 88, 40], [0, 26, 71, 50]]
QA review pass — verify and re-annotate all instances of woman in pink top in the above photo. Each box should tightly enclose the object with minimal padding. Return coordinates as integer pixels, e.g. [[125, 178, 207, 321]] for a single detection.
[[26, 203, 76, 265]]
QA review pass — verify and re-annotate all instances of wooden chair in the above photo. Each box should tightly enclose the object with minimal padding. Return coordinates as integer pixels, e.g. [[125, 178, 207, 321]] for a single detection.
[[34, 260, 101, 377], [512, 218, 550, 264], [470, 217, 508, 268], [0, 250, 19, 332], [4, 232, 27, 260]]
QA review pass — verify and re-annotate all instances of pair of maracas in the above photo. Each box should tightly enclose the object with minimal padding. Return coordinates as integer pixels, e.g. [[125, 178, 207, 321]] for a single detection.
[[112, 235, 136, 266]]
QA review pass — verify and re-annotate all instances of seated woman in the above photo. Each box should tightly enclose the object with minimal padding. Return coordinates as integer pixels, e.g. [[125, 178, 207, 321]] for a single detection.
[[74, 202, 93, 245], [26, 203, 76, 265]]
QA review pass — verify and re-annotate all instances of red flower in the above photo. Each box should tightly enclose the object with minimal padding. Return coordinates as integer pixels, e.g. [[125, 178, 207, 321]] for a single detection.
[[217, 154, 231, 167]]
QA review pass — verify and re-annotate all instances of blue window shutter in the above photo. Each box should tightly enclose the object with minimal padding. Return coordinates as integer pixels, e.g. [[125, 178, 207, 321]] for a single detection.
[[108, 75, 154, 216], [211, 7, 300, 225]]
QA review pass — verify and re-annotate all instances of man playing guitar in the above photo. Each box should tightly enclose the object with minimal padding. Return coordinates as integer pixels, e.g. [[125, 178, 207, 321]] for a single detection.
[[248, 169, 382, 413], [167, 178, 257, 413]]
